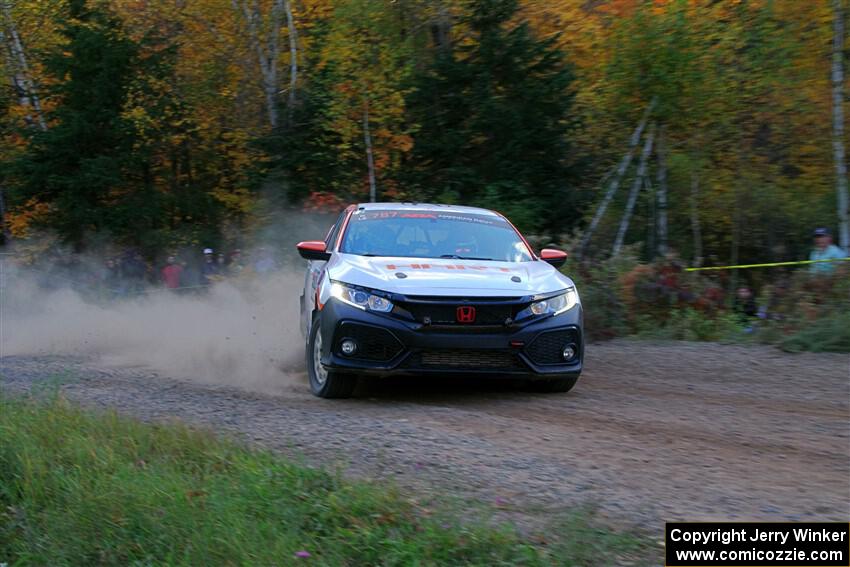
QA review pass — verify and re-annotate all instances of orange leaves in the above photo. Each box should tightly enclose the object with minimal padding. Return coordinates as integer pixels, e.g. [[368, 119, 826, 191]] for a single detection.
[[6, 198, 52, 238], [303, 191, 347, 212], [309, 0, 416, 196]]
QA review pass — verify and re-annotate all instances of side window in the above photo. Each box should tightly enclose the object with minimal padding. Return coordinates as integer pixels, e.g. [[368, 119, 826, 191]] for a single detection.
[[324, 210, 347, 251]]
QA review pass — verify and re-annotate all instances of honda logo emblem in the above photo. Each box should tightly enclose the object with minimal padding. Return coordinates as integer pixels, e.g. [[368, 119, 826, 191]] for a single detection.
[[456, 306, 476, 323]]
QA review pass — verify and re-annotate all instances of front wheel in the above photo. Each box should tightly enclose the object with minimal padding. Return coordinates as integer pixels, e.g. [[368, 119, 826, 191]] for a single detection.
[[525, 376, 579, 394], [306, 316, 357, 398]]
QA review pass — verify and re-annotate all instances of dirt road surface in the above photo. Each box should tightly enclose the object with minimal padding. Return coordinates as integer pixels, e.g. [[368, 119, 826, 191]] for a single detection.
[[2, 341, 848, 534]]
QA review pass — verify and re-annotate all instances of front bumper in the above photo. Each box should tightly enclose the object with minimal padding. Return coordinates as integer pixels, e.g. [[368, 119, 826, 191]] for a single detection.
[[316, 298, 583, 379]]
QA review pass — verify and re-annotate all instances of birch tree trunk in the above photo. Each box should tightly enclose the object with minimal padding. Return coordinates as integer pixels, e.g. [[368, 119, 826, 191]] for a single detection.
[[579, 97, 656, 256], [363, 101, 377, 203], [612, 123, 656, 257], [280, 0, 298, 126], [232, 0, 283, 128], [644, 175, 655, 259], [1, 2, 46, 131], [690, 172, 703, 267], [655, 124, 669, 258], [1, 2, 47, 244], [832, 0, 849, 251]]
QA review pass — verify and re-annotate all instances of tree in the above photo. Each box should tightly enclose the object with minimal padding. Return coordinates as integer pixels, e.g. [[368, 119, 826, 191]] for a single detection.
[[578, 98, 655, 256], [0, 0, 52, 244], [7, 0, 227, 252], [1, 0, 46, 131], [832, 0, 849, 251], [267, 0, 414, 203], [406, 0, 580, 232], [2, 0, 846, 264], [231, 0, 299, 129], [612, 122, 655, 257], [9, 0, 140, 248]]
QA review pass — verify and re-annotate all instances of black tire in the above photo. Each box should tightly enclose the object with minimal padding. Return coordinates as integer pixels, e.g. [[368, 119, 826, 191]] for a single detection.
[[306, 316, 357, 398], [525, 376, 579, 393]]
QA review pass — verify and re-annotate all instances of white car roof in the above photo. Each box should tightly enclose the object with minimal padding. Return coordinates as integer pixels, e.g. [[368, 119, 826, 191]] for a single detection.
[[355, 202, 501, 217]]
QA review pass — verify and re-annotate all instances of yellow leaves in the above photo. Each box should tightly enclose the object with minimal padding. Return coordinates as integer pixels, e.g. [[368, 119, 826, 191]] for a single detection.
[[211, 186, 254, 215], [308, 0, 416, 192], [7, 198, 52, 238], [122, 105, 153, 130]]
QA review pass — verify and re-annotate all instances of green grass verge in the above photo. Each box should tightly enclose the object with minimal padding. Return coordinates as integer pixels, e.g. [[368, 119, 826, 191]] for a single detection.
[[779, 311, 850, 353], [0, 392, 648, 566]]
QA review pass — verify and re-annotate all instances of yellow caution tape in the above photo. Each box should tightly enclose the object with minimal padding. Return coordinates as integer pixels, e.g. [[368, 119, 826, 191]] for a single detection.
[[685, 257, 850, 272]]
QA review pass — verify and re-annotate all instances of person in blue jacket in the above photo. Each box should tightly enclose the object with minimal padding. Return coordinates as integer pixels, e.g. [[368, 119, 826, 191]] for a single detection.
[[809, 228, 847, 275]]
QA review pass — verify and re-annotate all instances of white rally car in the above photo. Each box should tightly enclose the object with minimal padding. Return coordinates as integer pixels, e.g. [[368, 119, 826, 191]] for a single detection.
[[297, 203, 583, 398]]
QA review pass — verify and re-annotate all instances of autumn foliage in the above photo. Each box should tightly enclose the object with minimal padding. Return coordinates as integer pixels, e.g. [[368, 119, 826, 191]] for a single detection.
[[0, 0, 848, 267]]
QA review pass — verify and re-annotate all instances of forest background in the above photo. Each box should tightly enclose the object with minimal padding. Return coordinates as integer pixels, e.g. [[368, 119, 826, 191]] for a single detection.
[[2, 0, 848, 348]]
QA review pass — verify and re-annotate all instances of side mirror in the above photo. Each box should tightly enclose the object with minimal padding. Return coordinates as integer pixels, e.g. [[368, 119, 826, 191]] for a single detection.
[[296, 240, 331, 261], [540, 248, 568, 268]]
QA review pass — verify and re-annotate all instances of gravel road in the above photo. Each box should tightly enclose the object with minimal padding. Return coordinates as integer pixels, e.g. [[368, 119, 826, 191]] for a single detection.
[[2, 341, 848, 533]]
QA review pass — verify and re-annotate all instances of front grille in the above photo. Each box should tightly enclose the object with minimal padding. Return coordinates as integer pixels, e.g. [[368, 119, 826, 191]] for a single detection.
[[405, 349, 524, 371], [525, 328, 581, 365], [334, 322, 403, 362], [396, 296, 527, 326]]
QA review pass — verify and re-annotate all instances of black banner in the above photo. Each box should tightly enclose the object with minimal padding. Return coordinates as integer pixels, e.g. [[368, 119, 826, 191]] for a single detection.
[[666, 522, 849, 566]]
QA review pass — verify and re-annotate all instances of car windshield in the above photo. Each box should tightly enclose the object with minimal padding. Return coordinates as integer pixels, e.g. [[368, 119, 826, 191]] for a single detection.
[[339, 209, 533, 262]]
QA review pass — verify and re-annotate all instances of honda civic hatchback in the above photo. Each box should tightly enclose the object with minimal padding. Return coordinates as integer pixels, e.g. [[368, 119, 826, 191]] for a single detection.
[[297, 203, 583, 398]]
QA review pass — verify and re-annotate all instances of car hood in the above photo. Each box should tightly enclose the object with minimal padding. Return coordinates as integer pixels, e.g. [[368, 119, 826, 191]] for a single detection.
[[327, 254, 574, 297]]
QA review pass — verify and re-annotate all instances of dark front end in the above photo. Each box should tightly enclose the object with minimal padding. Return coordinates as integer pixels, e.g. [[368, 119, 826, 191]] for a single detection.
[[317, 293, 583, 380]]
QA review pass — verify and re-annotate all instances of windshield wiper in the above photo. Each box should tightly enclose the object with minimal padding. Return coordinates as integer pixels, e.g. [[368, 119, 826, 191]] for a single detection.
[[439, 254, 496, 261]]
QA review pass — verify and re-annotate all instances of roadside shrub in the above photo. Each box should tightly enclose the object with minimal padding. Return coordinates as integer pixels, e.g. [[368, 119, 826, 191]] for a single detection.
[[567, 248, 640, 340], [567, 250, 848, 351], [633, 308, 744, 342], [758, 268, 849, 321], [779, 311, 850, 353]]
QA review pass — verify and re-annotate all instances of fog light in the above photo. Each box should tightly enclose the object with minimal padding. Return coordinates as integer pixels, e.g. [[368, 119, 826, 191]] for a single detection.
[[562, 344, 577, 361], [340, 339, 358, 356]]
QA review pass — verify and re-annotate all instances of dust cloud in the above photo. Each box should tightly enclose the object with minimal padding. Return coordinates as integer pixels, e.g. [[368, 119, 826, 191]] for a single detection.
[[1, 267, 308, 394]]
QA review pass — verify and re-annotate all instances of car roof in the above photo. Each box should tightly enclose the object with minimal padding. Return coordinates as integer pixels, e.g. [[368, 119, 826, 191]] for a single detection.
[[354, 202, 501, 217]]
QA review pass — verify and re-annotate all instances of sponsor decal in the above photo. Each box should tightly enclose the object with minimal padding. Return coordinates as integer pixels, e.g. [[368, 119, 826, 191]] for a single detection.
[[385, 263, 514, 272]]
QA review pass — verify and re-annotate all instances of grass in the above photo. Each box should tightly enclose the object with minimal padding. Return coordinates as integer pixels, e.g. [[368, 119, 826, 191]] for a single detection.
[[0, 392, 649, 566], [631, 308, 746, 343], [779, 311, 850, 353]]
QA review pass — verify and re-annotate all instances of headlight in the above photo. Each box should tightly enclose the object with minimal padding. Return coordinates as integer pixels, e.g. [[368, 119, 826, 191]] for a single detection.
[[531, 288, 578, 316], [330, 282, 394, 313]]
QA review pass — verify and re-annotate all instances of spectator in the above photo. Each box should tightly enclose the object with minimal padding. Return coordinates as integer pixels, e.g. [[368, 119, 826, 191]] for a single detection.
[[809, 228, 846, 275], [200, 247, 220, 285], [161, 255, 183, 289]]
